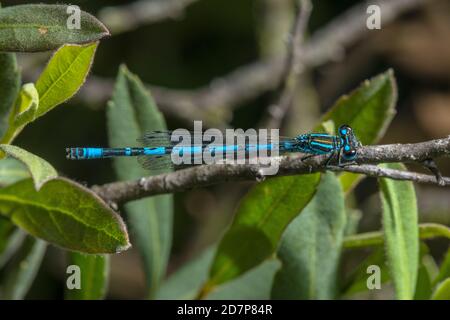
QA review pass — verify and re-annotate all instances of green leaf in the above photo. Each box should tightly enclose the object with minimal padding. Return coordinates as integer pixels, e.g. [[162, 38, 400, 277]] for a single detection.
[[1, 43, 97, 145], [431, 278, 450, 300], [341, 248, 390, 297], [0, 236, 46, 299], [318, 70, 397, 192], [414, 256, 434, 300], [0, 83, 40, 144], [107, 65, 173, 298], [344, 208, 362, 236], [65, 253, 109, 300], [0, 159, 29, 269], [207, 259, 280, 300], [0, 145, 57, 190], [434, 248, 450, 287], [0, 53, 20, 139], [201, 173, 320, 296], [0, 157, 30, 187], [0, 4, 110, 52], [0, 218, 25, 269], [343, 223, 450, 249], [12, 83, 39, 128], [158, 246, 280, 300], [0, 178, 130, 254], [0, 217, 15, 256], [379, 163, 419, 300], [35, 42, 97, 119], [319, 70, 397, 144], [271, 172, 347, 299], [342, 243, 437, 299], [158, 247, 216, 300], [412, 243, 438, 300]]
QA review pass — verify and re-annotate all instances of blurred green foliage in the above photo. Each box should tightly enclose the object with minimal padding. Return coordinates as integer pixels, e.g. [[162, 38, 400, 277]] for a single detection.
[[0, 0, 448, 301]]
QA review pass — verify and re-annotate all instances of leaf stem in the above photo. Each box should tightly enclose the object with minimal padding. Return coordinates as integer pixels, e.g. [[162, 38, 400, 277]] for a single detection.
[[343, 223, 450, 249]]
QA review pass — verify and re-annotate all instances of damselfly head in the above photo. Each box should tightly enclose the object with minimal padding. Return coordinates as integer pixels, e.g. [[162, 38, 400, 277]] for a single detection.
[[339, 125, 360, 145], [338, 124, 353, 137], [339, 124, 360, 160]]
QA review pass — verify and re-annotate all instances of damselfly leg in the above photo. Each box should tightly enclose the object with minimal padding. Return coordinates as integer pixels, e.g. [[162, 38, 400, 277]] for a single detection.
[[325, 149, 337, 167], [300, 152, 336, 166], [300, 154, 315, 162]]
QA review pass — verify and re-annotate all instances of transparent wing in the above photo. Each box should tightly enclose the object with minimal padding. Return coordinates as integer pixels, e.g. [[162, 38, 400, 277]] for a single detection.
[[138, 131, 174, 147], [137, 154, 176, 172], [136, 131, 298, 171], [137, 154, 205, 171], [139, 130, 296, 146]]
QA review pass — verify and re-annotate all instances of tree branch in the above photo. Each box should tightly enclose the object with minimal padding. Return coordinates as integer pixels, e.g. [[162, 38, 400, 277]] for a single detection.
[[98, 0, 200, 34], [92, 136, 450, 204], [77, 0, 425, 122], [264, 0, 312, 128]]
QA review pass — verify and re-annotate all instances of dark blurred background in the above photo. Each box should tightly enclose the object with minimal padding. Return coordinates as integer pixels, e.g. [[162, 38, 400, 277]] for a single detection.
[[2, 0, 449, 299]]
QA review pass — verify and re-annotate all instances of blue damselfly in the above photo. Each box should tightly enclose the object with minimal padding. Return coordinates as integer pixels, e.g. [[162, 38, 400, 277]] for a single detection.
[[66, 125, 360, 170]]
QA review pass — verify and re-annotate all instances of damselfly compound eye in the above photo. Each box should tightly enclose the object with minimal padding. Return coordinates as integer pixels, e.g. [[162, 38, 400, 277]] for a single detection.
[[343, 147, 357, 160], [338, 124, 352, 137]]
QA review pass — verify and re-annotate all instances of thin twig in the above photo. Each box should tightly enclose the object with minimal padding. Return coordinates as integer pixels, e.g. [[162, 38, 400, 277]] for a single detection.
[[422, 159, 444, 186], [98, 0, 199, 34], [264, 0, 312, 129], [328, 165, 450, 186], [92, 136, 450, 204], [74, 0, 425, 122], [343, 223, 450, 249]]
